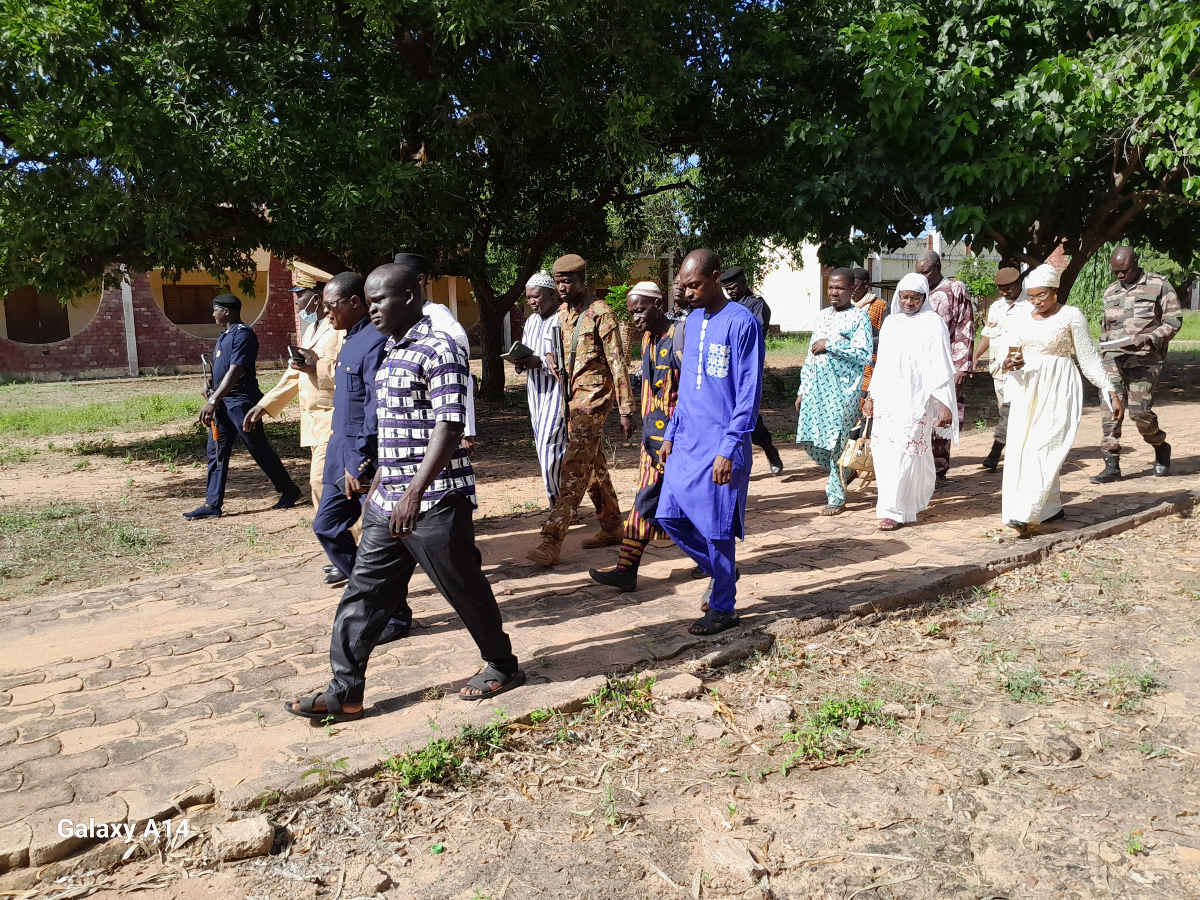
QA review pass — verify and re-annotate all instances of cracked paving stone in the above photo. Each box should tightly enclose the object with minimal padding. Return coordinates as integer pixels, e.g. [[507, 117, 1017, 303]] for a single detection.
[[7, 678, 84, 706], [0, 780, 73, 829], [229, 662, 299, 692], [59, 720, 138, 755], [163, 678, 234, 708], [208, 638, 272, 662], [16, 748, 108, 792], [0, 673, 44, 692], [84, 664, 150, 690], [134, 704, 212, 733], [0, 771, 22, 792], [103, 730, 188, 767], [168, 633, 230, 655], [0, 739, 61, 774], [17, 710, 96, 743], [28, 795, 126, 866]]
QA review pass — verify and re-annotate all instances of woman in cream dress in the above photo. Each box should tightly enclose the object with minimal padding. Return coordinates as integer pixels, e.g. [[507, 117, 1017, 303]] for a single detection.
[[1001, 265, 1123, 536]]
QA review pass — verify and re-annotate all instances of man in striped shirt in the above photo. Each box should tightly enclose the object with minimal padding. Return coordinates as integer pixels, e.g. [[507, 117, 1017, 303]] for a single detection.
[[287, 262, 523, 723]]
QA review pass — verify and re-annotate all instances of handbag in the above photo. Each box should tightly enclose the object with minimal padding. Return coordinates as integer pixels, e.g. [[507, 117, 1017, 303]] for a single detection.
[[838, 417, 874, 487]]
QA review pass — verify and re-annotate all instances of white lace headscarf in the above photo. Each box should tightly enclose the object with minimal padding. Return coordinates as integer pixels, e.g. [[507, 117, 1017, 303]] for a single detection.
[[873, 272, 959, 444]]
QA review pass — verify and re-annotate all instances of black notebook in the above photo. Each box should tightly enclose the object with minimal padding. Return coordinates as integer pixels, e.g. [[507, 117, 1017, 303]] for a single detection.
[[500, 341, 535, 362]]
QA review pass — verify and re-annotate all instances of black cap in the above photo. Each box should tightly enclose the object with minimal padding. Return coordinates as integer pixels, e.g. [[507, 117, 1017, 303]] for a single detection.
[[393, 253, 431, 276], [213, 293, 242, 310], [720, 266, 744, 284]]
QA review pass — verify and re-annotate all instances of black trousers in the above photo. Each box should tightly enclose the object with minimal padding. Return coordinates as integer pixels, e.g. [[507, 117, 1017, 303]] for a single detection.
[[751, 415, 775, 449], [313, 481, 364, 576], [326, 493, 517, 704], [205, 398, 296, 508]]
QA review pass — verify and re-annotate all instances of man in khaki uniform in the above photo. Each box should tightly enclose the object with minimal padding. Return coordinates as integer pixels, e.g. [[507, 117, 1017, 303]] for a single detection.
[[1091, 246, 1182, 482], [243, 262, 343, 506], [526, 253, 635, 566]]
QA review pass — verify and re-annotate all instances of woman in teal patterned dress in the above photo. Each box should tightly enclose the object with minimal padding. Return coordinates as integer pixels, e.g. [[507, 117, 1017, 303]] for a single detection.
[[794, 268, 873, 514]]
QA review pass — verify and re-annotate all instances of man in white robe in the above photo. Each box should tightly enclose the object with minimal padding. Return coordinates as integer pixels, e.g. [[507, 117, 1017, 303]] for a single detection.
[[863, 273, 958, 531]]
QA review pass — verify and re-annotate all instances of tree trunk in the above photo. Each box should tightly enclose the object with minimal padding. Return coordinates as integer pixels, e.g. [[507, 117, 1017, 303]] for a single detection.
[[477, 297, 508, 402]]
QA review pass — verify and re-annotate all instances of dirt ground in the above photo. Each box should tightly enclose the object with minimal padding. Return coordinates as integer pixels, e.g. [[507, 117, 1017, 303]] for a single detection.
[[16, 507, 1199, 900]]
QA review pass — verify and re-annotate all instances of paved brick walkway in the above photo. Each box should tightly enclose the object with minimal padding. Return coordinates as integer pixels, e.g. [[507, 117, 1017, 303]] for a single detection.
[[1, 401, 1196, 869]]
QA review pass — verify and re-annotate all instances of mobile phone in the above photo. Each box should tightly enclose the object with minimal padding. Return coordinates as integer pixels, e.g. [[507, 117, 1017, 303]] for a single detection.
[[288, 344, 306, 364]]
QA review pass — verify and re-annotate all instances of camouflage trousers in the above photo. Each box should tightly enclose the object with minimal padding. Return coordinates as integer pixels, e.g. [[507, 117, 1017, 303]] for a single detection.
[[540, 408, 622, 542], [1101, 359, 1166, 457]]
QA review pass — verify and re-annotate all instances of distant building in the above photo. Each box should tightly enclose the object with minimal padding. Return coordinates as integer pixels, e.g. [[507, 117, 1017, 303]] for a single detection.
[[0, 253, 484, 381], [760, 232, 1003, 333]]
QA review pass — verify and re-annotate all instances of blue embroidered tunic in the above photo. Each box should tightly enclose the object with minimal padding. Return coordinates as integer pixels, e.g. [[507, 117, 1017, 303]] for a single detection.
[[658, 301, 764, 541]]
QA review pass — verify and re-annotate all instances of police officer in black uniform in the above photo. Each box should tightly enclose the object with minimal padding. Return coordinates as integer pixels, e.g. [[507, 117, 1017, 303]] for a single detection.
[[184, 294, 301, 519]]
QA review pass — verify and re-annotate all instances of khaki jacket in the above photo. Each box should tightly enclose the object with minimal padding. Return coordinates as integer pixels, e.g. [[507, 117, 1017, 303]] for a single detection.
[[259, 317, 343, 447]]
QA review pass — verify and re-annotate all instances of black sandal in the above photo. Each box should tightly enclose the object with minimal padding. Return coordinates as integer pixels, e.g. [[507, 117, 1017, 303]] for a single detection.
[[284, 691, 364, 723], [688, 610, 741, 636], [458, 664, 527, 701]]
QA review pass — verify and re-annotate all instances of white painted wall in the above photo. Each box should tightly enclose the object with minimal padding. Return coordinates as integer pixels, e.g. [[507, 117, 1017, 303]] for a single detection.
[[759, 242, 823, 332]]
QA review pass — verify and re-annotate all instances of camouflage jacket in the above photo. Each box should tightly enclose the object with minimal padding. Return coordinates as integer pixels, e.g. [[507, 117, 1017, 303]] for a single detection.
[[1099, 272, 1182, 364]]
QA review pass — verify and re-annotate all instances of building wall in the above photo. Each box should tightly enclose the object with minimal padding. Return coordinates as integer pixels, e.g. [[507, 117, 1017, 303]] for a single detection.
[[148, 267, 269, 339], [760, 242, 824, 332], [0, 256, 296, 381]]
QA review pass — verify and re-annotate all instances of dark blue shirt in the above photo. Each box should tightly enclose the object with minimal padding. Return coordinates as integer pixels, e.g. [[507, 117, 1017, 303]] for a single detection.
[[324, 316, 388, 483], [212, 323, 261, 402]]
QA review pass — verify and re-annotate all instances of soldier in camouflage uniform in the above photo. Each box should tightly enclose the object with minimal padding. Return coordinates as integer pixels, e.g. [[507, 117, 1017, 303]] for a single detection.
[[1091, 246, 1182, 483], [527, 254, 635, 566]]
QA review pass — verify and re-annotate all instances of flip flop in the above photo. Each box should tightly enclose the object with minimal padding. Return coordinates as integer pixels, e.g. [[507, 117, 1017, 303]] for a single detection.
[[688, 610, 741, 636], [820, 504, 845, 517], [284, 691, 364, 723], [459, 665, 527, 701], [877, 519, 903, 531]]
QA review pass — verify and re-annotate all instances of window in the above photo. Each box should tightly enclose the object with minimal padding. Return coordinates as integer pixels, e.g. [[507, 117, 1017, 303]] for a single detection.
[[4, 287, 70, 344], [162, 284, 220, 324]]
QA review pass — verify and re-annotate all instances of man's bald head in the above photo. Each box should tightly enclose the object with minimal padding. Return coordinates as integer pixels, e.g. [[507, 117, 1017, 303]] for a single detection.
[[678, 249, 725, 311], [366, 263, 424, 337], [1110, 246, 1142, 286]]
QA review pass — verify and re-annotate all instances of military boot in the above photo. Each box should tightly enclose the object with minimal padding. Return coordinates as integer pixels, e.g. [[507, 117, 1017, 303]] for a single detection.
[[980, 441, 1004, 471], [1090, 456, 1122, 484], [526, 537, 563, 566], [1154, 442, 1171, 477]]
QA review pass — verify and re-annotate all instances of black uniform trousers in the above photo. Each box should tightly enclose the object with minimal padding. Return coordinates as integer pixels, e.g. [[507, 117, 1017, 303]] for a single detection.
[[751, 415, 775, 449], [326, 493, 517, 705], [204, 398, 296, 509]]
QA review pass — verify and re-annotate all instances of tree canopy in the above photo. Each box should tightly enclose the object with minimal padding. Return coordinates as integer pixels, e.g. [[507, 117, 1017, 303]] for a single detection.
[[2, 0, 1195, 390], [739, 0, 1200, 292], [0, 0, 845, 394]]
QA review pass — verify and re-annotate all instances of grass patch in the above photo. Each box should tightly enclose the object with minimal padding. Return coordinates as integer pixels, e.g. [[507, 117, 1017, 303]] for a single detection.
[[1177, 309, 1200, 342], [779, 695, 893, 771], [1001, 669, 1046, 703], [380, 714, 510, 790], [582, 675, 656, 723], [0, 502, 165, 594], [1107, 662, 1165, 712], [71, 421, 306, 463], [0, 393, 202, 437], [765, 332, 810, 354]]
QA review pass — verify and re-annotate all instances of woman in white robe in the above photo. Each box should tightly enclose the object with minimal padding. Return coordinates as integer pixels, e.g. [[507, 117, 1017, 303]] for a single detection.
[[863, 273, 958, 531], [1000, 265, 1122, 536]]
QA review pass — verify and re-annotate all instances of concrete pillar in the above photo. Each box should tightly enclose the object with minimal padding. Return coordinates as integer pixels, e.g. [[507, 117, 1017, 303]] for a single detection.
[[1191, 281, 1198, 310], [121, 273, 139, 377], [502, 311, 512, 348], [448, 277, 459, 320]]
